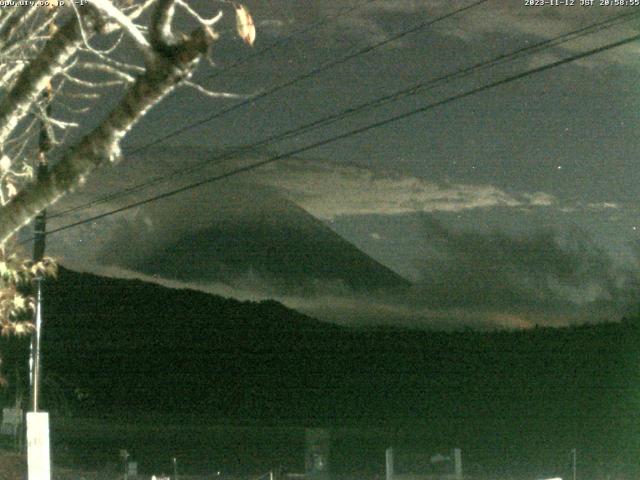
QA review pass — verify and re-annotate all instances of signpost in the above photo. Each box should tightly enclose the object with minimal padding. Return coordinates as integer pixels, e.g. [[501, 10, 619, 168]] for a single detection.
[[26, 412, 51, 480]]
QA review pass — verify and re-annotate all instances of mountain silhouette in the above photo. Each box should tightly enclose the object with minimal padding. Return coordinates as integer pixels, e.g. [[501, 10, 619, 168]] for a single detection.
[[97, 181, 410, 296]]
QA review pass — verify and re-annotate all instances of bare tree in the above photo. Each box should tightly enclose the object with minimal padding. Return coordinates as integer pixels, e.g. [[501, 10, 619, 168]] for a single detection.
[[0, 1, 254, 348]]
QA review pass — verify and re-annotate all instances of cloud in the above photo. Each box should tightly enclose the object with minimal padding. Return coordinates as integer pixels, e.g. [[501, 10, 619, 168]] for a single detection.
[[586, 201, 621, 210], [55, 211, 640, 331], [248, 158, 555, 219], [48, 146, 560, 223], [522, 192, 555, 206], [410, 217, 637, 321], [294, 0, 640, 65], [49, 145, 627, 231], [59, 261, 545, 331], [41, 147, 636, 330], [65, 224, 637, 330]]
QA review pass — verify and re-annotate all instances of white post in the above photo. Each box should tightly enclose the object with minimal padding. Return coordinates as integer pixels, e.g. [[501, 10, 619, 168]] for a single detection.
[[27, 411, 51, 480], [572, 448, 577, 480], [386, 447, 394, 480], [453, 448, 462, 480]]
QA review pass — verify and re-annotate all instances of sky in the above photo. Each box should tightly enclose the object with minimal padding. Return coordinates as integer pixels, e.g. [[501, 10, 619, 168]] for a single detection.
[[38, 0, 640, 329]]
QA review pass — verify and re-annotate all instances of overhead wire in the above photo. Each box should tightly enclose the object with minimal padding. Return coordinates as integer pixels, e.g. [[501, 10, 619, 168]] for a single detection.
[[123, 0, 493, 155], [202, 0, 382, 83], [49, 0, 493, 219], [32, 29, 640, 242], [47, 9, 640, 221]]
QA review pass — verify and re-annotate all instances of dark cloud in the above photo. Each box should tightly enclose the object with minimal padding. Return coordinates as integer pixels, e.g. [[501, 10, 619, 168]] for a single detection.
[[260, 0, 640, 65], [50, 199, 640, 330], [409, 216, 637, 323], [41, 143, 639, 330]]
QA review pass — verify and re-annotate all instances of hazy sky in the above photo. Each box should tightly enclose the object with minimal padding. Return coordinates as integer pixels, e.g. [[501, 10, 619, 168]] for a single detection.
[[41, 0, 640, 329]]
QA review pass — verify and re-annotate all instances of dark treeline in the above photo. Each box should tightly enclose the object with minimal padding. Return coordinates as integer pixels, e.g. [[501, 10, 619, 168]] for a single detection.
[[1, 267, 639, 478]]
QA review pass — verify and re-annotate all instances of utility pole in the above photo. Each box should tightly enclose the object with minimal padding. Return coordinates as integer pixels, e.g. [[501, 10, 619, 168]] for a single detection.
[[571, 448, 577, 480], [30, 112, 49, 412], [27, 84, 52, 480]]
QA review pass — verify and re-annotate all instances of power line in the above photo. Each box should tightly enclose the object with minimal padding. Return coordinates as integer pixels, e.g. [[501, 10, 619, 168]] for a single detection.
[[36, 30, 640, 242], [124, 0, 492, 155], [49, 0, 492, 219], [48, 10, 640, 220]]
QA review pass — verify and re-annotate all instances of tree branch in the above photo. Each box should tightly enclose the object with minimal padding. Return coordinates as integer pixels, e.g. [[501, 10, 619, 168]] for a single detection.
[[0, 11, 102, 147], [91, 0, 151, 52], [0, 6, 36, 46], [0, 26, 216, 244], [150, 0, 177, 51]]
